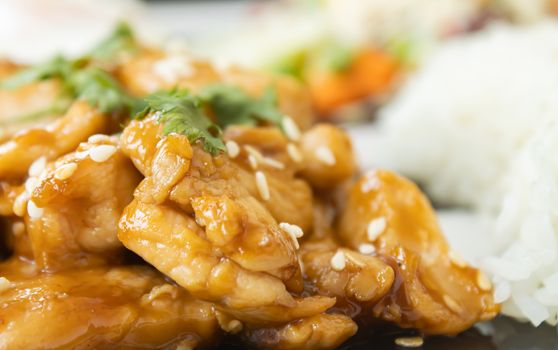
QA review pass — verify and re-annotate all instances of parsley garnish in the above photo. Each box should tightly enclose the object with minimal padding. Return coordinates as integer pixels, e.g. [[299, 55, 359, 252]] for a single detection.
[[0, 23, 140, 124], [69, 67, 143, 115], [88, 22, 138, 62], [135, 90, 225, 155], [0, 56, 76, 90], [200, 84, 284, 128], [133, 85, 287, 155]]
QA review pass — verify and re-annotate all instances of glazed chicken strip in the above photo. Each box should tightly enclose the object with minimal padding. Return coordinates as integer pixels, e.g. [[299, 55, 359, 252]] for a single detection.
[[21, 136, 141, 271], [0, 101, 109, 179], [119, 117, 334, 324], [338, 170, 499, 334], [119, 199, 334, 325], [0, 263, 220, 350], [243, 314, 357, 350], [117, 51, 314, 129]]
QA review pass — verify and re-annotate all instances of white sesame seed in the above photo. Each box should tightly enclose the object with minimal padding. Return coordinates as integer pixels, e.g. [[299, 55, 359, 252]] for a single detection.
[[75, 150, 89, 160], [358, 243, 376, 255], [54, 163, 78, 181], [279, 223, 304, 238], [225, 140, 240, 158], [28, 156, 46, 177], [248, 155, 258, 169], [443, 294, 462, 313], [282, 116, 301, 141], [367, 217, 386, 242], [12, 193, 28, 217], [87, 134, 107, 143], [27, 200, 43, 219], [255, 171, 270, 201], [287, 143, 303, 163], [89, 145, 117, 163], [315, 146, 336, 166], [330, 250, 346, 271], [24, 177, 40, 194], [244, 145, 263, 160], [0, 277, 12, 293], [476, 270, 492, 291], [394, 336, 424, 348], [448, 250, 468, 268], [153, 55, 194, 84], [279, 223, 304, 250], [262, 157, 285, 170]]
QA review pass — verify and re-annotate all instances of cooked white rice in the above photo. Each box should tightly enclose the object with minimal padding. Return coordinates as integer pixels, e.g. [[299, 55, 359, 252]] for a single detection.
[[373, 21, 558, 213], [359, 21, 558, 326]]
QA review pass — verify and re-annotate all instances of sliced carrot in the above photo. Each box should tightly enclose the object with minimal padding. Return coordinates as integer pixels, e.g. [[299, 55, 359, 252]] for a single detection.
[[306, 48, 399, 115]]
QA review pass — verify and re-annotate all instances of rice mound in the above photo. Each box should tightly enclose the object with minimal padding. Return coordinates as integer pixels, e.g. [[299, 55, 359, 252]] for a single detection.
[[370, 21, 558, 326], [480, 121, 558, 326]]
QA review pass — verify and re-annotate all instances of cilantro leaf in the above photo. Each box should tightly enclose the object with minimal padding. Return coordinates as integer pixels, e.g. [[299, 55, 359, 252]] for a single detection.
[[69, 67, 143, 115], [88, 22, 138, 62], [200, 84, 284, 128], [0, 56, 75, 90], [135, 90, 225, 155]]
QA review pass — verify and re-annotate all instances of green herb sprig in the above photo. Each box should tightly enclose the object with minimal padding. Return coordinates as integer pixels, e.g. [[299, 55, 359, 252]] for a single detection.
[[0, 22, 140, 125], [133, 84, 287, 155], [200, 84, 283, 128], [135, 89, 225, 155]]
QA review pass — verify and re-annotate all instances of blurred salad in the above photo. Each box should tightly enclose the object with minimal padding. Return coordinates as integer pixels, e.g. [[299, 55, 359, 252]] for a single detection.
[[202, 0, 558, 120]]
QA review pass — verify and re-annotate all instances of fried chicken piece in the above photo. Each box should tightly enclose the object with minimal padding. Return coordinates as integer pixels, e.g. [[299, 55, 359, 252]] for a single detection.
[[116, 51, 220, 97], [0, 101, 109, 179], [121, 117, 314, 232], [117, 51, 313, 129], [337, 170, 499, 334], [301, 238, 395, 304], [242, 314, 357, 350], [118, 118, 336, 324], [220, 66, 314, 130], [298, 124, 356, 189], [22, 136, 141, 271], [119, 199, 334, 325], [0, 263, 220, 350]]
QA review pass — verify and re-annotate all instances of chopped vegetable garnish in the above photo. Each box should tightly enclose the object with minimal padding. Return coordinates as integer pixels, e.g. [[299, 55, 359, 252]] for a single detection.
[[0, 22, 140, 124], [88, 22, 138, 62], [324, 45, 355, 73], [0, 56, 75, 90], [135, 89, 225, 155], [200, 84, 284, 128], [69, 67, 143, 115]]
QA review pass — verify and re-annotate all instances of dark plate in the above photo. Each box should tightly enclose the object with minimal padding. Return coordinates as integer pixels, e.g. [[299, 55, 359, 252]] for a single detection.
[[216, 317, 558, 349]]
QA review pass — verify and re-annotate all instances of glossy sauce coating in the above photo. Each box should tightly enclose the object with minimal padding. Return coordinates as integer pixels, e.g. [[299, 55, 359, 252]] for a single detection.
[[0, 48, 499, 350]]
